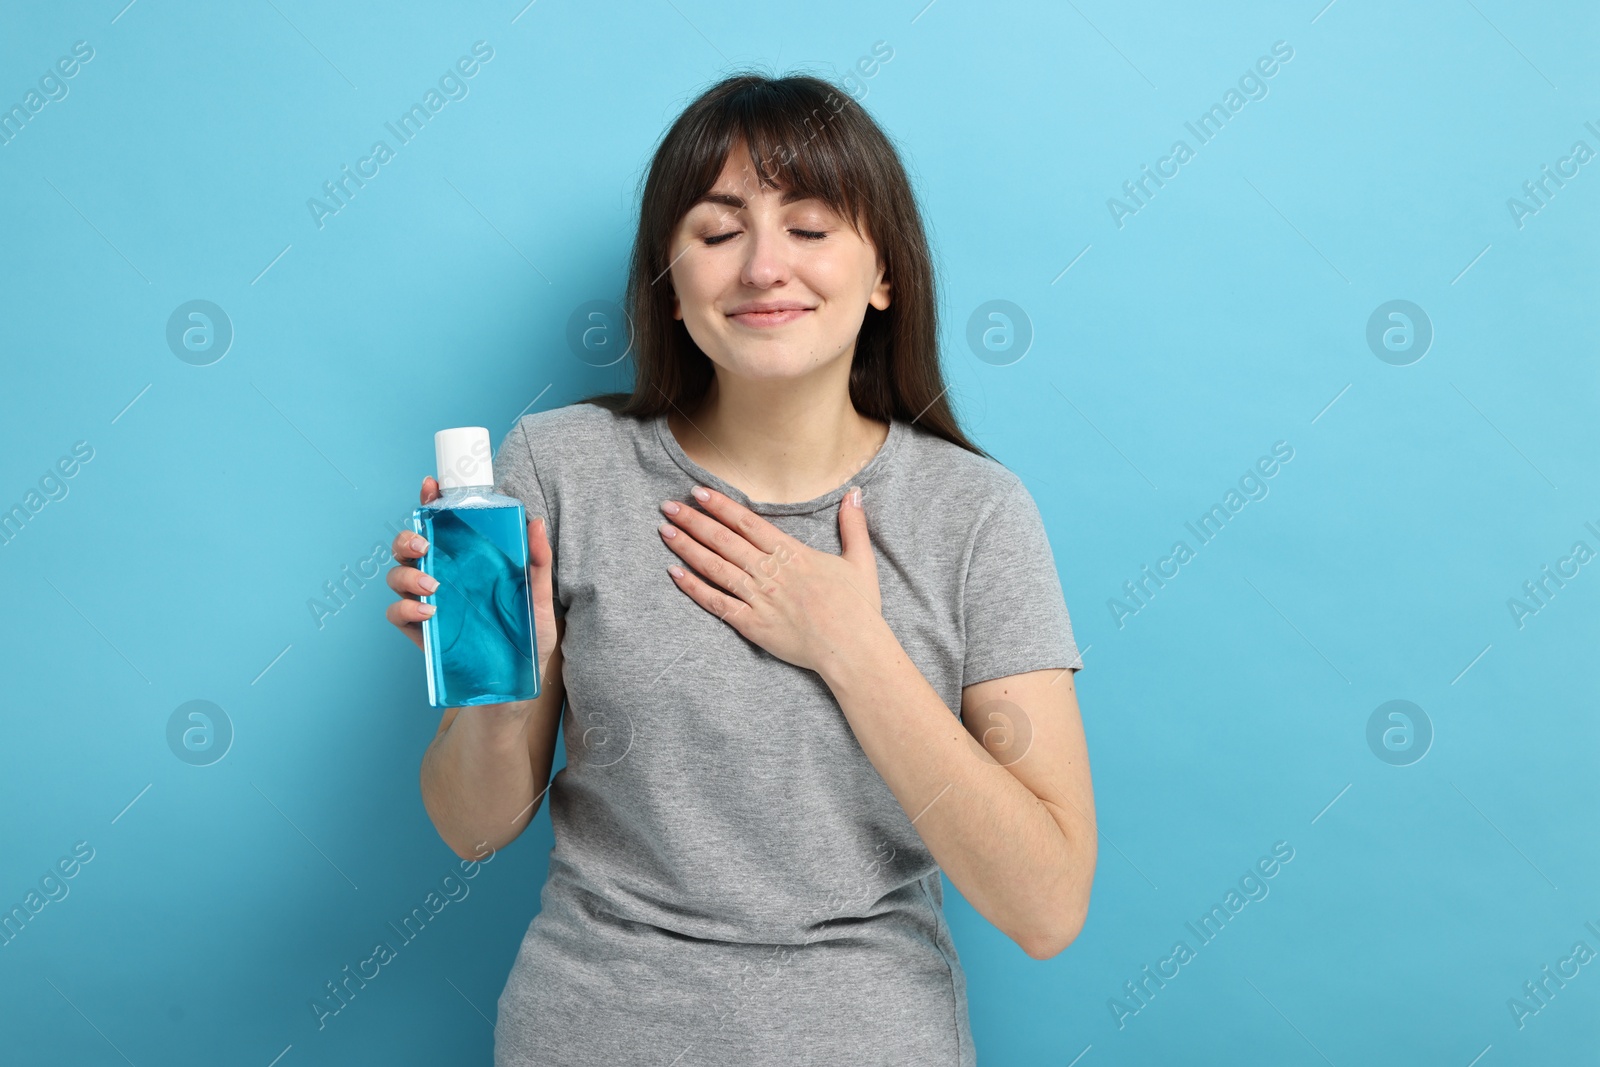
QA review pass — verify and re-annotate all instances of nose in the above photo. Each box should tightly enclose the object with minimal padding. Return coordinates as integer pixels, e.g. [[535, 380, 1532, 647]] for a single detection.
[[738, 217, 794, 289]]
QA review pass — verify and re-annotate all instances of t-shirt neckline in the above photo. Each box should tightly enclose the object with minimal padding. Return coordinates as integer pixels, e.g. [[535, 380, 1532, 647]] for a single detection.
[[652, 410, 907, 517]]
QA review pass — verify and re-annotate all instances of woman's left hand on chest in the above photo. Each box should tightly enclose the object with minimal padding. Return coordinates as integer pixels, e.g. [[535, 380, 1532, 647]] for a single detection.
[[656, 484, 882, 673]]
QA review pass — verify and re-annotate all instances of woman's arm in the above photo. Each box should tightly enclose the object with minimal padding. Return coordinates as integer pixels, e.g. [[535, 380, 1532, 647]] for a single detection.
[[651, 483, 1094, 957], [817, 623, 1095, 960], [419, 616, 566, 859]]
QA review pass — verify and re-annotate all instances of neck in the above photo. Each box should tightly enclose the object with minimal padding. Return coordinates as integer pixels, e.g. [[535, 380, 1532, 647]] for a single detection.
[[667, 364, 889, 505]]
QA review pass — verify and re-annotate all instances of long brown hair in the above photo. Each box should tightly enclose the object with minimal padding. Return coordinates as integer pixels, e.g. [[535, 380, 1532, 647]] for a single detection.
[[575, 71, 990, 460]]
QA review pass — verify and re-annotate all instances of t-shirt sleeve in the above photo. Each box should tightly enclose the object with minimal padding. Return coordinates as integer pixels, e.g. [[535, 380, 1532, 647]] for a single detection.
[[493, 415, 564, 619], [961, 476, 1083, 687]]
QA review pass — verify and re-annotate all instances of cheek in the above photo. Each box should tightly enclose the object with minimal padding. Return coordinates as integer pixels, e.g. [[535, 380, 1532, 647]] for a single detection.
[[812, 241, 878, 291], [669, 256, 718, 316], [802, 253, 876, 310], [669, 262, 733, 345]]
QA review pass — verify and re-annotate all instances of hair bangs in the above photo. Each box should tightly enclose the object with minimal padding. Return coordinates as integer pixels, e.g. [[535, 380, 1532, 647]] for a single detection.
[[685, 81, 869, 240]]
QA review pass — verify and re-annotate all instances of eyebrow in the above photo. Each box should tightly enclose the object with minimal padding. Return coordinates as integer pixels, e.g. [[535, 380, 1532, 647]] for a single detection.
[[693, 187, 818, 210]]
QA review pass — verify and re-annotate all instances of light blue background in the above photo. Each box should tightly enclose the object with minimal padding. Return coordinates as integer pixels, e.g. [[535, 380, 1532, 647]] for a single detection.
[[2, 1, 1596, 1063]]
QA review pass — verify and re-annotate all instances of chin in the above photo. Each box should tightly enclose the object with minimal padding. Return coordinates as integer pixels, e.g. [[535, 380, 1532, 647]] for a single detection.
[[716, 350, 843, 380]]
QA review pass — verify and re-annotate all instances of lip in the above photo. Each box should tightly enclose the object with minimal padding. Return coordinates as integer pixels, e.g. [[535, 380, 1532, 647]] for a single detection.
[[725, 300, 816, 327], [728, 307, 813, 328]]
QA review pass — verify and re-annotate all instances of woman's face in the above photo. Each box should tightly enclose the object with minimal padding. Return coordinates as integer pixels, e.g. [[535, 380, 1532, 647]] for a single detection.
[[667, 143, 891, 385]]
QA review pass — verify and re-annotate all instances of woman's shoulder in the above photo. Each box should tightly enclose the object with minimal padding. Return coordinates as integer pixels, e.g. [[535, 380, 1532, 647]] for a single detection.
[[893, 419, 1027, 510], [510, 400, 647, 470], [513, 398, 634, 438]]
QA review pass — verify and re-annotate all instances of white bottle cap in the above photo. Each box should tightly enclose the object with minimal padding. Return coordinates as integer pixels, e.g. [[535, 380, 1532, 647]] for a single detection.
[[434, 426, 494, 489]]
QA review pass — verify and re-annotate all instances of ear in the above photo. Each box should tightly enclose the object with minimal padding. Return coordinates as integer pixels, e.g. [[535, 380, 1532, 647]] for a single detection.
[[868, 252, 891, 311]]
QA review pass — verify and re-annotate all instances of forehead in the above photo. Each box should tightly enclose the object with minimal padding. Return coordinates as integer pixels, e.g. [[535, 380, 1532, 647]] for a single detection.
[[691, 141, 823, 207], [679, 138, 867, 239]]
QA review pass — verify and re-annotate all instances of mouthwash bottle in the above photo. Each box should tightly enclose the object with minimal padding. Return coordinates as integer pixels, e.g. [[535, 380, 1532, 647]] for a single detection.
[[411, 426, 540, 708]]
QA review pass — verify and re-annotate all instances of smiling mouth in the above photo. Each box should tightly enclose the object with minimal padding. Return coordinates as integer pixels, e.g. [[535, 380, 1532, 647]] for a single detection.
[[728, 308, 813, 327]]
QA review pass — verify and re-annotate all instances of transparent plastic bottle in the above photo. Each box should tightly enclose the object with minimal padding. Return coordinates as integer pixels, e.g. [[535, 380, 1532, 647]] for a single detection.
[[411, 426, 540, 708]]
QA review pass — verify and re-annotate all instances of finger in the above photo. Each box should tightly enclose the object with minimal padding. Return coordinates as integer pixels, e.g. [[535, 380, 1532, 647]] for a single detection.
[[392, 477, 439, 562], [385, 598, 434, 646], [386, 592, 436, 622], [665, 560, 752, 628], [392, 527, 429, 563], [679, 486, 792, 556], [662, 498, 770, 576], [391, 618, 424, 651], [836, 485, 874, 564], [658, 521, 762, 601], [527, 515, 552, 569], [526, 516, 557, 622], [386, 561, 439, 597]]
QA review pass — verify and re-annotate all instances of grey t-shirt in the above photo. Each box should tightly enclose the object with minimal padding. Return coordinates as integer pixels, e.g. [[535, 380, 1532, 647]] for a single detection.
[[489, 401, 1082, 1066]]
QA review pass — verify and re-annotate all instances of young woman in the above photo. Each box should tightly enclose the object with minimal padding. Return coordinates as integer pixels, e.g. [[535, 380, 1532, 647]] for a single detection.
[[387, 72, 1096, 1066]]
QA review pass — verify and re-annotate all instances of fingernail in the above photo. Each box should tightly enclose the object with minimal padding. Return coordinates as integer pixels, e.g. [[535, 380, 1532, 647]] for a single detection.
[[691, 485, 711, 502], [420, 603, 436, 616], [658, 522, 678, 539], [661, 499, 681, 515], [420, 575, 439, 592], [847, 486, 861, 507], [412, 535, 429, 553]]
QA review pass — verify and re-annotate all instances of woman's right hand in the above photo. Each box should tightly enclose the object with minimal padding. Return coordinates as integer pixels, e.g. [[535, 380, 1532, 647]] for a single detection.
[[385, 475, 560, 685]]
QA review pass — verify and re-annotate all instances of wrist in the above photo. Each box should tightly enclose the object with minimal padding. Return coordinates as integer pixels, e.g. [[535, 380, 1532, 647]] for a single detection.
[[814, 610, 896, 692], [453, 700, 535, 748]]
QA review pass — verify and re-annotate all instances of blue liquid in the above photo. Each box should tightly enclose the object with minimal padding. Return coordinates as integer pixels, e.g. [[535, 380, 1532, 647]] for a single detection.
[[411, 492, 539, 708]]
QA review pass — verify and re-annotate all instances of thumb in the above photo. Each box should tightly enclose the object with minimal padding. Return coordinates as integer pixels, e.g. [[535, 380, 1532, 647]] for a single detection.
[[527, 515, 552, 569], [526, 516, 557, 608], [837, 486, 874, 568]]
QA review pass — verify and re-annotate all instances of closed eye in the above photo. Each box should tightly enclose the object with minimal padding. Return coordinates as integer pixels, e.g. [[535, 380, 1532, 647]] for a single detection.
[[703, 229, 829, 246]]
